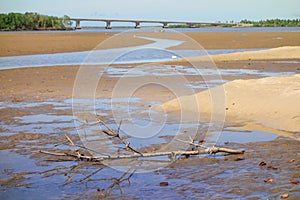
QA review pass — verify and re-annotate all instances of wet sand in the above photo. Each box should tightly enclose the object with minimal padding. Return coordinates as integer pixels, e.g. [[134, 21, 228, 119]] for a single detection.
[[1, 32, 300, 56], [1, 31, 300, 103], [0, 32, 152, 56]]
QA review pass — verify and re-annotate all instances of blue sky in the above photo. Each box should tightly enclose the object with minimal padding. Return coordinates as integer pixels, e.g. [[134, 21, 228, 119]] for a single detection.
[[0, 0, 299, 22]]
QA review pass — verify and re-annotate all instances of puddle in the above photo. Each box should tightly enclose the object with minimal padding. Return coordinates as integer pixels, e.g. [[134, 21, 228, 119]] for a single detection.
[[0, 101, 67, 110], [0, 150, 95, 199], [214, 129, 278, 144], [102, 65, 295, 78], [188, 79, 229, 89], [15, 114, 73, 124]]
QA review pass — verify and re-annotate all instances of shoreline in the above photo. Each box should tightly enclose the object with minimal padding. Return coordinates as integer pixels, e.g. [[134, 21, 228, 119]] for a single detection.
[[168, 46, 300, 64]]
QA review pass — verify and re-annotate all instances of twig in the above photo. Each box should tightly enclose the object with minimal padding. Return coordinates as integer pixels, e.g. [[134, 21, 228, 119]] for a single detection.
[[63, 134, 109, 156], [106, 169, 135, 195], [175, 139, 245, 154], [79, 168, 103, 183], [208, 146, 245, 154], [96, 116, 118, 136], [176, 138, 207, 149], [117, 120, 122, 135], [39, 150, 100, 162], [96, 116, 143, 155], [40, 150, 67, 157], [65, 134, 75, 146]]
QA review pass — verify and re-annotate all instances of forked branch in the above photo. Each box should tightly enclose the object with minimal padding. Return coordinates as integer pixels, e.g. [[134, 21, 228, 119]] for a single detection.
[[40, 117, 244, 162]]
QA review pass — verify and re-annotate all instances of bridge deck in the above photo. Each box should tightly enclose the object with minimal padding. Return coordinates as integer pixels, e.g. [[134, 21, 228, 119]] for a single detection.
[[69, 18, 233, 29]]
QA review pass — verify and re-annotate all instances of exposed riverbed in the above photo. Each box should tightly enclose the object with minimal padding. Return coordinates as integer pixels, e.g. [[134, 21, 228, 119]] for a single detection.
[[1, 30, 300, 199]]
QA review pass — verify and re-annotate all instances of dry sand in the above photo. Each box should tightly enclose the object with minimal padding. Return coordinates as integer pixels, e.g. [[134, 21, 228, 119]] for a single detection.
[[160, 46, 300, 136], [187, 46, 300, 62], [158, 74, 300, 137]]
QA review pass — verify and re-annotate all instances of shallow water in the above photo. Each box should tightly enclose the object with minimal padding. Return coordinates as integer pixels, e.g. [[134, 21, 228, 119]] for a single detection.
[[0, 47, 268, 70], [104, 65, 295, 78], [0, 99, 279, 156]]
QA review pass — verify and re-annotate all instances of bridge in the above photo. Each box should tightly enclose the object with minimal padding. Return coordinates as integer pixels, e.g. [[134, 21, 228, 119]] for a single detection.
[[70, 18, 232, 29]]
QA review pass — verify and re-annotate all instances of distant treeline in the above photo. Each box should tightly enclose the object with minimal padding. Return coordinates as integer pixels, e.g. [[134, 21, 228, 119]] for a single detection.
[[240, 19, 300, 27], [169, 19, 300, 28], [0, 12, 73, 31]]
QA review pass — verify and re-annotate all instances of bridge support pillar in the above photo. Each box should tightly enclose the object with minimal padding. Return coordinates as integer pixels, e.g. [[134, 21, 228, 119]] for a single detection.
[[162, 22, 169, 28], [75, 20, 81, 29], [106, 21, 112, 29], [135, 21, 141, 28], [188, 23, 196, 28]]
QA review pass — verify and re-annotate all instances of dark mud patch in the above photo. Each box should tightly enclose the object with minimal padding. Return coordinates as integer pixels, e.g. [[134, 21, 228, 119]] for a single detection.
[[162, 138, 300, 199]]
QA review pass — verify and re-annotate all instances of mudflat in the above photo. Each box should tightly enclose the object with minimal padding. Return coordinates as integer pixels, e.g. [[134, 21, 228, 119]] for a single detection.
[[1, 32, 300, 111], [1, 32, 300, 56]]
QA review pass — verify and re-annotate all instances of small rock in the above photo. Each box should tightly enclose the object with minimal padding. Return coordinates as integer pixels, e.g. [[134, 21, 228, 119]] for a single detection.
[[264, 178, 274, 183], [159, 181, 169, 186], [281, 193, 289, 199], [267, 166, 278, 170], [97, 188, 105, 192], [199, 139, 205, 145], [290, 179, 300, 184], [234, 157, 245, 161], [259, 161, 267, 167], [289, 159, 295, 163]]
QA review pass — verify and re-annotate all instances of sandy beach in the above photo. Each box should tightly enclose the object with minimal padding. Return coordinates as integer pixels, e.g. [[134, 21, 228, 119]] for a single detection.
[[158, 74, 300, 136], [178, 46, 300, 62]]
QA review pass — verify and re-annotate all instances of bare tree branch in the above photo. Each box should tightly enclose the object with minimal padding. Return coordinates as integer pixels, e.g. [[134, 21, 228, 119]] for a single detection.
[[40, 116, 244, 163]]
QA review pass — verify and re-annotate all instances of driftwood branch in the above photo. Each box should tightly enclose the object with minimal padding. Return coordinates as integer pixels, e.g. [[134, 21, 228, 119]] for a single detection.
[[40, 144, 244, 162], [40, 116, 244, 163]]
